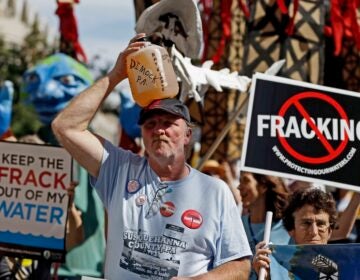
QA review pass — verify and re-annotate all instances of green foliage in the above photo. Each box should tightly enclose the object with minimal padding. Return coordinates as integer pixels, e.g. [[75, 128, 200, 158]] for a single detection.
[[11, 103, 42, 136]]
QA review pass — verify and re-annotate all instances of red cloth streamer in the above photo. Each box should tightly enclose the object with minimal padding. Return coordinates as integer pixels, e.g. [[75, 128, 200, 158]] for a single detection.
[[199, 0, 254, 64], [56, 0, 87, 63], [285, 0, 299, 36], [238, 0, 250, 20], [325, 0, 360, 56], [200, 0, 213, 62], [211, 0, 232, 63], [275, 0, 300, 36], [277, 0, 289, 14]]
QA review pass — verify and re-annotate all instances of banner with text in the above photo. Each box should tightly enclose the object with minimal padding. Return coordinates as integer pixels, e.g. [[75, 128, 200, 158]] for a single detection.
[[269, 243, 360, 279], [0, 141, 72, 261], [241, 73, 360, 191]]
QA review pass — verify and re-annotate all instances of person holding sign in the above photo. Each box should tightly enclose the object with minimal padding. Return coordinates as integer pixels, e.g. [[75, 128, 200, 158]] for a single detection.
[[238, 172, 290, 279], [52, 34, 252, 280], [252, 188, 346, 279]]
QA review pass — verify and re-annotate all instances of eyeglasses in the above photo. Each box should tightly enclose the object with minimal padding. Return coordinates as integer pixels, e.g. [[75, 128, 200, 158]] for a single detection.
[[145, 183, 169, 218], [297, 219, 330, 233]]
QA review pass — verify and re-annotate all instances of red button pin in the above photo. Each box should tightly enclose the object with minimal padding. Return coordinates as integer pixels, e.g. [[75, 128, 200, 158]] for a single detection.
[[160, 201, 175, 217], [181, 210, 203, 229]]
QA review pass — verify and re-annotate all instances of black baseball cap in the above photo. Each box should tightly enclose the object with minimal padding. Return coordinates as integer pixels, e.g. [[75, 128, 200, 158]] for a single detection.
[[138, 98, 191, 125]]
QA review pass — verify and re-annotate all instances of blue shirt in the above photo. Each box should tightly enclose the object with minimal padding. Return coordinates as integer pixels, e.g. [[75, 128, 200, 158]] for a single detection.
[[91, 140, 252, 280]]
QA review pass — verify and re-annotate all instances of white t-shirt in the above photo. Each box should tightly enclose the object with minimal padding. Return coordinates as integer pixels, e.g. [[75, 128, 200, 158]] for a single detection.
[[91, 140, 252, 280]]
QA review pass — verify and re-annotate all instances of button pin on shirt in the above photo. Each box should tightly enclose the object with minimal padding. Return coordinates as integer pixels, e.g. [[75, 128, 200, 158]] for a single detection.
[[160, 201, 176, 217], [135, 194, 147, 206], [181, 209, 203, 229], [127, 179, 140, 194]]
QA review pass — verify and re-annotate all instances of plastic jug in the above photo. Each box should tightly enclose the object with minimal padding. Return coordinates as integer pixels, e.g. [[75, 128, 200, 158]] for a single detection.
[[126, 44, 179, 107]]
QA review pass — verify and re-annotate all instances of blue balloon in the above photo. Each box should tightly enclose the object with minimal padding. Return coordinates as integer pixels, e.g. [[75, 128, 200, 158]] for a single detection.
[[23, 53, 93, 125], [0, 81, 14, 136]]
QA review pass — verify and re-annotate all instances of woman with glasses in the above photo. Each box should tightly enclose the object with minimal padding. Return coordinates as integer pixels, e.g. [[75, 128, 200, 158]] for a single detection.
[[252, 188, 338, 278]]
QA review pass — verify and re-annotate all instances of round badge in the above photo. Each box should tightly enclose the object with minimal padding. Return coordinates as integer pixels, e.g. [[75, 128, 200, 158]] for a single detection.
[[127, 180, 140, 194], [181, 209, 203, 229], [160, 201, 175, 217], [135, 194, 147, 206], [43, 250, 51, 259]]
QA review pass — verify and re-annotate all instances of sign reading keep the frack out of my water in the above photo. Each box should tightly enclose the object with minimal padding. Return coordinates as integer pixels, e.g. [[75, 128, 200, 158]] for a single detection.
[[0, 141, 72, 261]]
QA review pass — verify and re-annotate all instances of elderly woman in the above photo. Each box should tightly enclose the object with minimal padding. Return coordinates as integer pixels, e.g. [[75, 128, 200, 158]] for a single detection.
[[252, 188, 338, 279]]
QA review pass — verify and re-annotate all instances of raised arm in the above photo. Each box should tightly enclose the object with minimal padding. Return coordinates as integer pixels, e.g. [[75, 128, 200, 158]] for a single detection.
[[52, 34, 147, 177], [330, 191, 360, 241]]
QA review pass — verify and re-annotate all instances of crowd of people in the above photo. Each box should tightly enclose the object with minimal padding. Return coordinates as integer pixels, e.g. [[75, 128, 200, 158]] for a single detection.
[[1, 33, 359, 280]]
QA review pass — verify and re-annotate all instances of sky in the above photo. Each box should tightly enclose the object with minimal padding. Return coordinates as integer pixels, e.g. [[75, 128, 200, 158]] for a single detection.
[[28, 0, 137, 66]]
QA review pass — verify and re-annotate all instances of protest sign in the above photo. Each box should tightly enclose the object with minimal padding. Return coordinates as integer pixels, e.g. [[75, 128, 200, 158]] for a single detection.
[[241, 73, 360, 191], [269, 243, 360, 279], [0, 141, 72, 261]]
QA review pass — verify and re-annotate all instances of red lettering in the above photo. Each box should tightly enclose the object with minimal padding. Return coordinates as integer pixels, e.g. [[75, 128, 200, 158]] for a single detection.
[[0, 167, 9, 183], [10, 168, 21, 184], [39, 171, 51, 188], [54, 173, 67, 190], [23, 169, 37, 187], [0, 167, 68, 189]]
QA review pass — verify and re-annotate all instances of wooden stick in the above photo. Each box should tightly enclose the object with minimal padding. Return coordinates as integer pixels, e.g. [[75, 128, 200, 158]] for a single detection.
[[196, 93, 249, 170]]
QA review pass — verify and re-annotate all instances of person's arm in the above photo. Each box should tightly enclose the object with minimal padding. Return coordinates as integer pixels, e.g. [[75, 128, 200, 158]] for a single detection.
[[170, 258, 251, 280], [66, 203, 84, 250], [52, 34, 147, 177], [220, 161, 242, 207], [330, 191, 360, 241], [65, 182, 84, 250]]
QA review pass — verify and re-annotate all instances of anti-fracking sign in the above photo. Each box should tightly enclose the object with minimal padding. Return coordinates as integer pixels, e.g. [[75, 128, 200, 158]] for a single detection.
[[0, 141, 72, 261], [241, 73, 360, 191]]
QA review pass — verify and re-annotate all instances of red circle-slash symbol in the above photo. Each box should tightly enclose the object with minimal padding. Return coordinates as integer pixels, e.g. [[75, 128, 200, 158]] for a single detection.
[[278, 91, 349, 164], [181, 210, 203, 229]]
